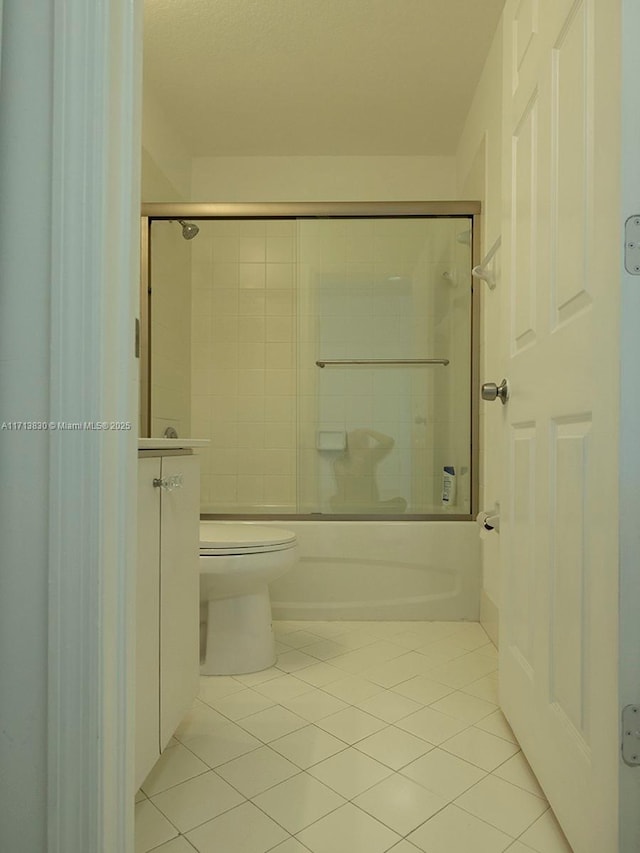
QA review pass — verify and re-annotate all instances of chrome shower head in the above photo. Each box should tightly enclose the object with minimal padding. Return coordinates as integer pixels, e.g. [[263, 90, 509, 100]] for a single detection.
[[178, 219, 199, 240]]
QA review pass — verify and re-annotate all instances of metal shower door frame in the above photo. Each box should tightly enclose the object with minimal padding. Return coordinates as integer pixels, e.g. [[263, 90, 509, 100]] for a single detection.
[[140, 201, 481, 520]]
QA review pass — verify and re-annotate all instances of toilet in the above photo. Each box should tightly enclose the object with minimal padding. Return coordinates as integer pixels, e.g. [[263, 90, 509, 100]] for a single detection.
[[199, 521, 298, 675]]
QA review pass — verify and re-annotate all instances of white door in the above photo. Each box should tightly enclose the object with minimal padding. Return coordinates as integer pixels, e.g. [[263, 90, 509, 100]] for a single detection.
[[499, 1, 621, 850]]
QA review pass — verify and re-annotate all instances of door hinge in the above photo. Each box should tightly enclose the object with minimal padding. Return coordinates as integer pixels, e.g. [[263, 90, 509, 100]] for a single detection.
[[621, 705, 640, 765], [624, 216, 640, 274]]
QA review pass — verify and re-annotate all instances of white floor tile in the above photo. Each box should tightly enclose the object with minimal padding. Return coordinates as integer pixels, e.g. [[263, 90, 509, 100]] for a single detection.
[[441, 726, 520, 771], [179, 722, 261, 767], [396, 706, 469, 745], [322, 675, 383, 704], [425, 651, 498, 689], [233, 667, 282, 687], [138, 622, 570, 853], [315, 706, 386, 744], [279, 688, 348, 722], [174, 701, 228, 742], [476, 709, 518, 743], [355, 725, 433, 770], [302, 621, 353, 639], [330, 642, 405, 674], [199, 676, 245, 702], [253, 674, 311, 702], [303, 639, 351, 660], [354, 774, 448, 835], [364, 652, 434, 688], [252, 773, 345, 833], [214, 745, 300, 797], [150, 836, 197, 853], [277, 630, 323, 649], [273, 621, 309, 637], [134, 799, 178, 853], [493, 752, 547, 799], [276, 650, 319, 672], [447, 622, 492, 650], [206, 687, 275, 721], [151, 770, 245, 833], [392, 675, 454, 705], [388, 630, 433, 650], [355, 689, 422, 723], [293, 662, 344, 688], [429, 690, 498, 724], [270, 724, 347, 768], [460, 672, 499, 704], [185, 801, 288, 853], [476, 642, 499, 661], [518, 810, 574, 853], [387, 842, 423, 853], [407, 803, 513, 853], [296, 803, 401, 853], [269, 839, 313, 853], [141, 742, 209, 797], [401, 747, 486, 801], [414, 639, 470, 667], [307, 746, 392, 799], [455, 775, 549, 838], [239, 705, 307, 743], [330, 628, 378, 650]]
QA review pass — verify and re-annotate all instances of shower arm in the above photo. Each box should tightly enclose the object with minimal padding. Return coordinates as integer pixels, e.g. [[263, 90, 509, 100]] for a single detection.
[[315, 358, 449, 367]]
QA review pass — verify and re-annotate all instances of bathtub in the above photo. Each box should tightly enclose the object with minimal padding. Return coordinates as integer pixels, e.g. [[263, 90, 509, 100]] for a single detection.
[[261, 520, 480, 622]]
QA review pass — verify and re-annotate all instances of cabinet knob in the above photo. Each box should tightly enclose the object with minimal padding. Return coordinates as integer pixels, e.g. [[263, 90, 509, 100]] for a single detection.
[[153, 474, 183, 491]]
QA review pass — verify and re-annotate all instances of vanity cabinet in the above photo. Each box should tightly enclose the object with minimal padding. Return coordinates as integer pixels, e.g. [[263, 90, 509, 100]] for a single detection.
[[135, 451, 200, 789]]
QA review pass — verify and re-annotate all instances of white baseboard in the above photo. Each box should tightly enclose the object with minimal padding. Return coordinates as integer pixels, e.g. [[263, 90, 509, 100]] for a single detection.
[[480, 589, 499, 647]]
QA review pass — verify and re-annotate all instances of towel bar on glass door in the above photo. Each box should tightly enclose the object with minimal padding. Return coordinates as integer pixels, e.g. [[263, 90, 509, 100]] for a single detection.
[[315, 358, 450, 367]]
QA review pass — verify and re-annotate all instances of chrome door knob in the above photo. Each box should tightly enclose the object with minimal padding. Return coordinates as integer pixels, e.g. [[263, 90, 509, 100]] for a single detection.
[[481, 378, 509, 404]]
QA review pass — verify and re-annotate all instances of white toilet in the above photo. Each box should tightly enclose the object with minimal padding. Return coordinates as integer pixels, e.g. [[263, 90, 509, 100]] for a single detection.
[[199, 521, 298, 675]]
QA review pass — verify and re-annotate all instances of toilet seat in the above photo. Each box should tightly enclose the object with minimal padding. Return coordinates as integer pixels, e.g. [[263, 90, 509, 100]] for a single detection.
[[200, 523, 297, 556]]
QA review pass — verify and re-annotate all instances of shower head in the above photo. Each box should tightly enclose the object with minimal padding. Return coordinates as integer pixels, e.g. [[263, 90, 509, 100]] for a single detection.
[[178, 219, 199, 240]]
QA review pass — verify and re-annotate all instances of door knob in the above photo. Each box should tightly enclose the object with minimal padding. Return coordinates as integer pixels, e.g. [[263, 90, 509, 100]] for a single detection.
[[481, 378, 509, 404]]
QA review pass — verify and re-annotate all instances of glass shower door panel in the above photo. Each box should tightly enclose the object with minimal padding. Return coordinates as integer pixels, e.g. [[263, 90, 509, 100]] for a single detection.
[[297, 217, 472, 516]]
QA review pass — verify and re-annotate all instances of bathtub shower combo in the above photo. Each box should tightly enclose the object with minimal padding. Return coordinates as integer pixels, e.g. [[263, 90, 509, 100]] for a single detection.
[[141, 203, 480, 671]]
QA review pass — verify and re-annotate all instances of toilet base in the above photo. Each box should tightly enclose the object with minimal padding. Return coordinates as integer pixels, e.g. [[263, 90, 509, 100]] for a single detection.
[[201, 584, 276, 675]]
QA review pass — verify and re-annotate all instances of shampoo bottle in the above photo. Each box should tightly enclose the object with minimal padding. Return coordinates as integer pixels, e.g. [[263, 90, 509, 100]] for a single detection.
[[441, 465, 456, 506]]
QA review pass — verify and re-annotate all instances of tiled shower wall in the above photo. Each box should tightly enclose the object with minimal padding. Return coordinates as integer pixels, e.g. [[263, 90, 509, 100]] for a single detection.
[[190, 220, 298, 512]]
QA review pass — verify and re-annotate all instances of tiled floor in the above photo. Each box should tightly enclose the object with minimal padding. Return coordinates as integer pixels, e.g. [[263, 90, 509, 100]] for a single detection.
[[135, 621, 574, 853]]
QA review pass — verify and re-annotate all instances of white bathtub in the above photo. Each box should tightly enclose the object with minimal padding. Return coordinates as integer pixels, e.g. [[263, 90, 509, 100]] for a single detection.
[[262, 521, 480, 622]]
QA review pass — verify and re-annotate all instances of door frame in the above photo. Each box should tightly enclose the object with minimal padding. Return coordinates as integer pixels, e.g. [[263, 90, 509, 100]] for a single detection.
[[1, 0, 140, 849]]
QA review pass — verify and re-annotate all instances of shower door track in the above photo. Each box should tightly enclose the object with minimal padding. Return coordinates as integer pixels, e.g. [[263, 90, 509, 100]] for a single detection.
[[140, 201, 482, 521]]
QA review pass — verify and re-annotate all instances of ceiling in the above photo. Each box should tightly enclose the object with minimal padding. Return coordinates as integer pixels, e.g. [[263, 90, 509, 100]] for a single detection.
[[143, 0, 505, 157]]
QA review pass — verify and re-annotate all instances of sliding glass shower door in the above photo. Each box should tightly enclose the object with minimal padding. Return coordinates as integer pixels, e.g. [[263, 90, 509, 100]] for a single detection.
[[144, 207, 476, 518], [296, 217, 473, 516]]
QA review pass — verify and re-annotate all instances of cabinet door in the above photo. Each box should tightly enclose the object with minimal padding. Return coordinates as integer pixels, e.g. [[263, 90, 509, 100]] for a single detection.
[[159, 455, 200, 749], [135, 457, 161, 789]]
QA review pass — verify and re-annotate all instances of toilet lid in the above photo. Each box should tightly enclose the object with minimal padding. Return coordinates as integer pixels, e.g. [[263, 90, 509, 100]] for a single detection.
[[200, 523, 297, 555]]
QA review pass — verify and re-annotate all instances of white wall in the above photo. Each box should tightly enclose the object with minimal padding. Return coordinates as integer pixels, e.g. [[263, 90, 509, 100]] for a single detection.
[[455, 20, 504, 643], [143, 89, 194, 439], [191, 156, 456, 202], [141, 87, 192, 202]]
